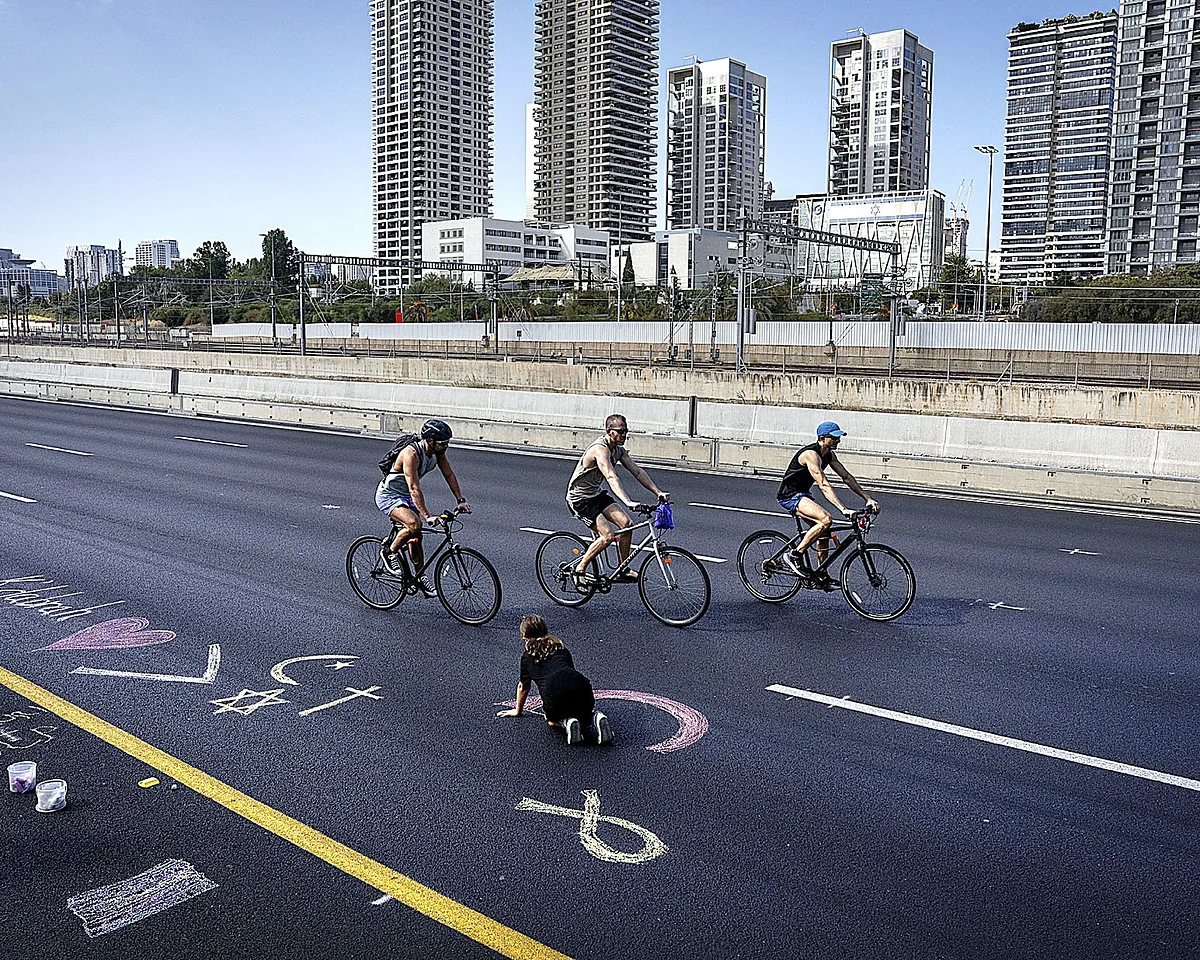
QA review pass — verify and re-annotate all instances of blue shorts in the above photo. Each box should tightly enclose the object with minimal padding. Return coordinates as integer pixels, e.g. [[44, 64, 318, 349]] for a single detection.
[[377, 490, 417, 515], [778, 492, 812, 514]]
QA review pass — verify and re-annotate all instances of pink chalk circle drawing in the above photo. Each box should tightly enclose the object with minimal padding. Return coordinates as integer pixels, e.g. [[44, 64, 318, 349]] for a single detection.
[[500, 690, 709, 754], [38, 618, 176, 652]]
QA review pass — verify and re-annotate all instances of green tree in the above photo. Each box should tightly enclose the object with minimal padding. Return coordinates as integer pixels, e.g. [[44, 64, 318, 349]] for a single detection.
[[187, 241, 232, 281], [260, 228, 300, 288]]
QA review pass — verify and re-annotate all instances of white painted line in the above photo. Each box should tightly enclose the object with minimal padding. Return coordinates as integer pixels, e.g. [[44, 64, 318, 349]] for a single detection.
[[25, 442, 93, 456], [67, 859, 218, 938], [767, 683, 1200, 794], [693, 555, 728, 564], [0, 490, 37, 503], [688, 502, 783, 518], [174, 436, 248, 448], [520, 527, 557, 535]]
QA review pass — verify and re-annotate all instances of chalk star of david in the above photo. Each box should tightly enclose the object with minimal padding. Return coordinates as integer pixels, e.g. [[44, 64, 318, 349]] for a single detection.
[[209, 688, 290, 717]]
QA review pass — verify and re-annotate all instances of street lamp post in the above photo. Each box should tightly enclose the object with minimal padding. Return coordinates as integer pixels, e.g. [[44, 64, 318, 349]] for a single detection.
[[974, 144, 999, 320]]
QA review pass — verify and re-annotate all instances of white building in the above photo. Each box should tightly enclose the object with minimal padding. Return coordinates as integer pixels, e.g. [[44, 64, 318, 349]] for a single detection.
[[0, 249, 65, 299], [134, 239, 182, 270], [1000, 13, 1118, 284], [370, 0, 494, 293], [622, 228, 794, 289], [828, 29, 933, 198], [775, 190, 946, 290], [421, 217, 610, 279], [665, 57, 767, 231], [1106, 0, 1200, 275], [525, 102, 536, 222], [64, 244, 123, 288], [944, 216, 969, 261], [533, 0, 658, 242]]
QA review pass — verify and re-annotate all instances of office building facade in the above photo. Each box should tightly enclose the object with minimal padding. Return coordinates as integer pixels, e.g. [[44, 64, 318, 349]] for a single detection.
[[999, 13, 1118, 285], [1106, 0, 1200, 274], [828, 29, 933, 198], [665, 58, 767, 231], [0, 249, 65, 300], [134, 239, 182, 270], [370, 0, 494, 293], [532, 0, 658, 243], [421, 216, 610, 278], [64, 244, 123, 288]]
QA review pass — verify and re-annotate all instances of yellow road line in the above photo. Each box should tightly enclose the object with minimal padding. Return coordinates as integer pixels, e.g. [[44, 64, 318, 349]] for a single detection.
[[0, 665, 572, 960]]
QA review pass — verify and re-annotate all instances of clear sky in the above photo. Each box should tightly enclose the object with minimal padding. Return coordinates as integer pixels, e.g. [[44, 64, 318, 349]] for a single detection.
[[1, 0, 1098, 268]]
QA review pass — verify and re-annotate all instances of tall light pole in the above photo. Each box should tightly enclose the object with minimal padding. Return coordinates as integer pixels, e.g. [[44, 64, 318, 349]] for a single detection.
[[974, 144, 998, 320], [260, 232, 278, 342]]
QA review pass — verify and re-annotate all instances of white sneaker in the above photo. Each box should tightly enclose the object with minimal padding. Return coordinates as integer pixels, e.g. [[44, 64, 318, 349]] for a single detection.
[[563, 717, 582, 746], [593, 710, 613, 745]]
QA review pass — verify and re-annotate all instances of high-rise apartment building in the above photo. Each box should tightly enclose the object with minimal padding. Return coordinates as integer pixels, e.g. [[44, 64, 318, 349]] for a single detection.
[[828, 29, 933, 197], [1106, 0, 1200, 275], [999, 13, 1118, 285], [665, 58, 767, 231], [370, 0, 494, 293], [134, 239, 182, 270], [533, 0, 659, 243], [64, 244, 123, 288]]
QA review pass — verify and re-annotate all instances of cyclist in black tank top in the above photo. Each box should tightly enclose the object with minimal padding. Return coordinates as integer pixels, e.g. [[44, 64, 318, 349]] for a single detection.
[[776, 421, 880, 585]]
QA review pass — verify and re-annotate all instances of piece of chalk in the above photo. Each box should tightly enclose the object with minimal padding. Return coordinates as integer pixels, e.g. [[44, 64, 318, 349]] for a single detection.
[[138, 777, 160, 788]]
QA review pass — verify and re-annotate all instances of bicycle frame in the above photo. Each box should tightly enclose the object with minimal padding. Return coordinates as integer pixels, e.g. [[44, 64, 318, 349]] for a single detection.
[[777, 513, 874, 576], [588, 514, 672, 590], [381, 513, 462, 585]]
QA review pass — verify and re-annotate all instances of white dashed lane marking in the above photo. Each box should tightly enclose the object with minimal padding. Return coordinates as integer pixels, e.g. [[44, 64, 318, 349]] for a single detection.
[[174, 436, 248, 448], [768, 684, 1200, 794], [25, 443, 93, 456], [0, 490, 37, 503]]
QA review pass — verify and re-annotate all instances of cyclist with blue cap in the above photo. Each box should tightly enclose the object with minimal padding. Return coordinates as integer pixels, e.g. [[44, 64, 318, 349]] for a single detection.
[[776, 421, 879, 587]]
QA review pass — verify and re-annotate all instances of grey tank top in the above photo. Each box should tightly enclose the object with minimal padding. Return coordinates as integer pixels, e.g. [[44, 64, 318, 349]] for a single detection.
[[566, 438, 625, 504], [377, 442, 437, 499]]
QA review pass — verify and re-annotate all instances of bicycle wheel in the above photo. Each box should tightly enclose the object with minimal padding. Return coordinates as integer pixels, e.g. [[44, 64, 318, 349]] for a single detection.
[[638, 546, 711, 627], [435, 547, 502, 626], [737, 529, 804, 603], [839, 544, 916, 622], [346, 536, 406, 611], [535, 532, 597, 607]]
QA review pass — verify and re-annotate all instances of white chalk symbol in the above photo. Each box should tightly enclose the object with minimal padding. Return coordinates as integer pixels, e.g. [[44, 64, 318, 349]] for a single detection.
[[1059, 548, 1101, 556], [67, 859, 218, 938], [516, 790, 668, 865], [72, 644, 222, 684], [0, 721, 57, 750], [270, 654, 359, 686], [209, 688, 290, 716], [298, 686, 383, 717], [970, 599, 1028, 612]]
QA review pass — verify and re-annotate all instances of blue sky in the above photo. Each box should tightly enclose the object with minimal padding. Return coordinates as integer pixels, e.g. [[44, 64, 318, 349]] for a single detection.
[[2, 0, 1096, 268]]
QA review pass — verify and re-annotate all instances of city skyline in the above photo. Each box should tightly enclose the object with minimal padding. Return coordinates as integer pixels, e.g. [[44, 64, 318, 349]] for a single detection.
[[5, 0, 1077, 267]]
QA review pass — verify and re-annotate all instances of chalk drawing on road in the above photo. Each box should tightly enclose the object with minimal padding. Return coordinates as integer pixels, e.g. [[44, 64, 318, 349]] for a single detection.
[[1059, 548, 1101, 557], [516, 790, 668, 865], [0, 575, 127, 624], [67, 859, 218, 938], [499, 689, 709, 753], [39, 617, 176, 652], [371, 894, 395, 906], [969, 599, 1028, 612], [766, 683, 1200, 794], [270, 654, 360, 686], [298, 686, 384, 717], [72, 644, 221, 685], [0, 723, 58, 751], [322, 504, 342, 510], [209, 688, 291, 716]]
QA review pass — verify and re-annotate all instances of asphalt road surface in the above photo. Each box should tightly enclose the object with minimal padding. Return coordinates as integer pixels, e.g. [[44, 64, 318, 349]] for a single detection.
[[1, 396, 1198, 960]]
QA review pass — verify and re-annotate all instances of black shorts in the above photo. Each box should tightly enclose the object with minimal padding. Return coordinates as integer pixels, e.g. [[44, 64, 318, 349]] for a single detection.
[[567, 492, 614, 527]]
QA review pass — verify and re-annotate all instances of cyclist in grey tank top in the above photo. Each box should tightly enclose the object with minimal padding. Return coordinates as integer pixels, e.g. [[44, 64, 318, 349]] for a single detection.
[[563, 414, 668, 586]]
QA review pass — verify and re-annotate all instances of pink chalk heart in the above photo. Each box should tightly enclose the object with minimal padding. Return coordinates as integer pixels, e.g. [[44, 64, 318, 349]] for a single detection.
[[38, 618, 176, 652]]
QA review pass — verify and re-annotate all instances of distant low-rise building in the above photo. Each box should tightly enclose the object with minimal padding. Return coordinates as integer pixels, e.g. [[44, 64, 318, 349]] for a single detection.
[[134, 239, 182, 270], [65, 244, 123, 288], [420, 217, 610, 280], [0, 248, 66, 299], [622, 227, 794, 289]]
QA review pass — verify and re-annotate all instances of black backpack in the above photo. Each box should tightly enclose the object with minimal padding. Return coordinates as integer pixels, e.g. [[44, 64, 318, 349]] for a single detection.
[[378, 434, 420, 475]]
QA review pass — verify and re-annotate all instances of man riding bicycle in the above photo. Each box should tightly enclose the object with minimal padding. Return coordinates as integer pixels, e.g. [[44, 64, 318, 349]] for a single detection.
[[376, 418, 471, 595], [777, 421, 879, 588], [565, 414, 669, 586]]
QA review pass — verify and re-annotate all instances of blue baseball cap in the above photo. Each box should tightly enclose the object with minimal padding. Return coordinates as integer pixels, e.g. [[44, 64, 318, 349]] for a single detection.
[[816, 421, 847, 438]]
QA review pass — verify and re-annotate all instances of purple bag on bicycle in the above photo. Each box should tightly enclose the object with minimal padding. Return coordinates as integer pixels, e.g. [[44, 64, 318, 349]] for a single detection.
[[653, 502, 674, 531]]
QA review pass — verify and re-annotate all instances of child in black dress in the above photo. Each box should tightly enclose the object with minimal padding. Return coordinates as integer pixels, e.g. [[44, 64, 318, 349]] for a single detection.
[[495, 614, 612, 745]]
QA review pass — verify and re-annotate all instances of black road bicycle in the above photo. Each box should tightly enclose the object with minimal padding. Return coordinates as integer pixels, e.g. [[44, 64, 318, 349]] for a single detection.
[[346, 506, 501, 625], [736, 509, 916, 621], [535, 503, 711, 628]]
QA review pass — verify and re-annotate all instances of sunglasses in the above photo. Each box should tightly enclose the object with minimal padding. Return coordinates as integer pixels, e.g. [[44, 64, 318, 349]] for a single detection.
[[611, 427, 629, 435]]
